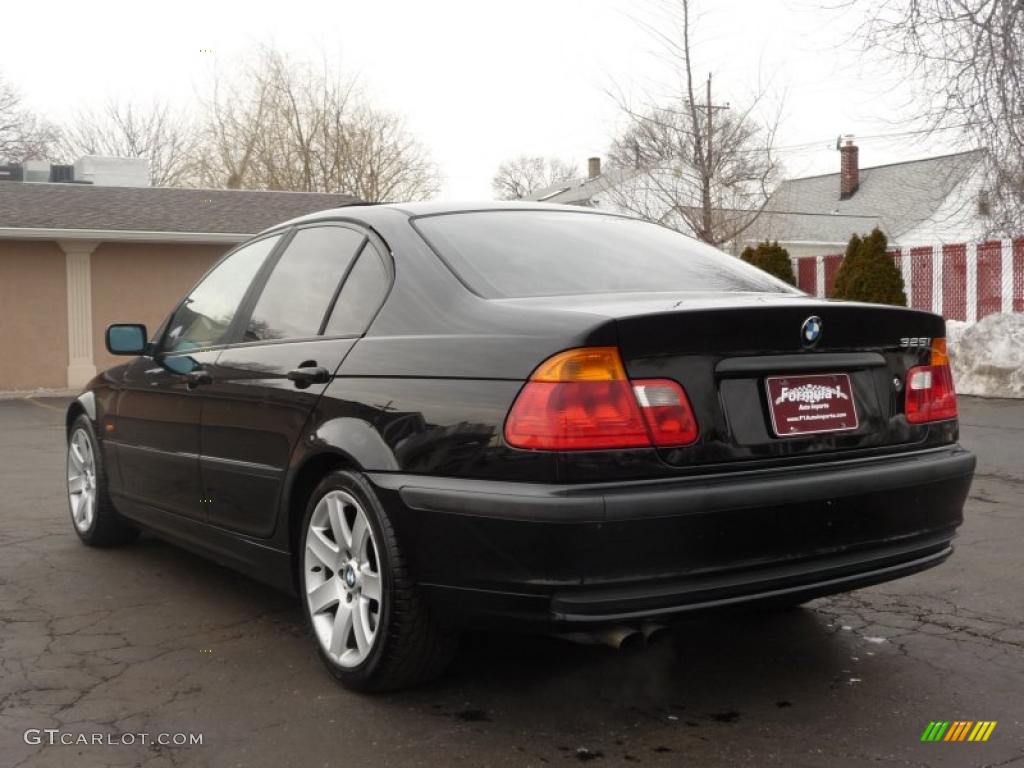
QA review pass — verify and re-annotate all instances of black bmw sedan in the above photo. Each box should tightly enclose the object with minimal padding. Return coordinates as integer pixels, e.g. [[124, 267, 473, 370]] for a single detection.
[[66, 202, 975, 691]]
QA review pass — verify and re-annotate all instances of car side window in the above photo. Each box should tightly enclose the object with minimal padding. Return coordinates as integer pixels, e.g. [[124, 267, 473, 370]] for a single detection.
[[244, 226, 366, 342], [162, 235, 281, 353], [323, 243, 391, 337]]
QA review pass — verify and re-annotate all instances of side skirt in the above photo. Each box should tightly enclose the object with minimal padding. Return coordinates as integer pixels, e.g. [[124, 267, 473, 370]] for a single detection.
[[110, 493, 296, 595]]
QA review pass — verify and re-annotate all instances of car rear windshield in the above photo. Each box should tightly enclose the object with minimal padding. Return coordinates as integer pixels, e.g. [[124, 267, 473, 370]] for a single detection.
[[414, 210, 796, 299]]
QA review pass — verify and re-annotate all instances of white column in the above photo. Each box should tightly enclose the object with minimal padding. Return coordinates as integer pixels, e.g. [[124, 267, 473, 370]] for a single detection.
[[815, 256, 825, 298], [966, 241, 978, 323], [932, 245, 944, 317], [59, 240, 100, 389], [1002, 239, 1014, 314]]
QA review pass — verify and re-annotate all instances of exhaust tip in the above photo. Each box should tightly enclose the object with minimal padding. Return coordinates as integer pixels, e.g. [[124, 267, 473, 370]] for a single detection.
[[641, 622, 670, 644], [555, 626, 646, 650]]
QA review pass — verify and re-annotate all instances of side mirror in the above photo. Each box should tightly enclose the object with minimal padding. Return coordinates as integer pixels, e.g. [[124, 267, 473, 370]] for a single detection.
[[106, 324, 148, 355]]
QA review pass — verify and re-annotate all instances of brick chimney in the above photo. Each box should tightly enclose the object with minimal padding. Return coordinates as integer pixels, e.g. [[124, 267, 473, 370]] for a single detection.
[[587, 156, 601, 179], [839, 135, 858, 199]]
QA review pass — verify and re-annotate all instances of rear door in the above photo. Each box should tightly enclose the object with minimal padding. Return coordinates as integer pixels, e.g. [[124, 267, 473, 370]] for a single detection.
[[200, 224, 393, 537]]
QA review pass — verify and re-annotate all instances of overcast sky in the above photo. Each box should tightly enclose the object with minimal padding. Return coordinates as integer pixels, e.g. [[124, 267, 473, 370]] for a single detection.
[[2, 0, 959, 199]]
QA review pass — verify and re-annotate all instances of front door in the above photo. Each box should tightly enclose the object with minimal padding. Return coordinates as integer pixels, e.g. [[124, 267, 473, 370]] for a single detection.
[[111, 233, 283, 520], [200, 224, 376, 537], [114, 351, 219, 519]]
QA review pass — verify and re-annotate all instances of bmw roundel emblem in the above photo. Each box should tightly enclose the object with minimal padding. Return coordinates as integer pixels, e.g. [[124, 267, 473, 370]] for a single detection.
[[801, 316, 823, 347]]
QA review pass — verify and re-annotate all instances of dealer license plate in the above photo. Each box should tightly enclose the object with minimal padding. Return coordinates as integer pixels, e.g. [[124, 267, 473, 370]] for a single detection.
[[765, 373, 859, 437]]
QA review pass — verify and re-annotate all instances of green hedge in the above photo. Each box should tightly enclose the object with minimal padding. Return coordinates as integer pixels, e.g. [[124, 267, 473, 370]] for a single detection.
[[740, 240, 796, 285], [832, 228, 907, 306]]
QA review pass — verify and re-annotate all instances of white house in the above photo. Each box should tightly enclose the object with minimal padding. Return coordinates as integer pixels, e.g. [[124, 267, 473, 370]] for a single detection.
[[741, 138, 989, 258]]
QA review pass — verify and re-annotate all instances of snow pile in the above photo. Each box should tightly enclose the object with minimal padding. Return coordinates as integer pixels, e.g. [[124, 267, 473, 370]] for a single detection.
[[944, 319, 970, 350], [946, 313, 1024, 399]]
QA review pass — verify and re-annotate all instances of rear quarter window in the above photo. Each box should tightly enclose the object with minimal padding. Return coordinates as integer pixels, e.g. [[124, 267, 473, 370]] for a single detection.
[[413, 210, 797, 299]]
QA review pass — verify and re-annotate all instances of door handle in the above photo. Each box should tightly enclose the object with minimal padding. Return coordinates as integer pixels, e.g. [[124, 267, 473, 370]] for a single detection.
[[287, 366, 331, 388], [185, 370, 212, 389]]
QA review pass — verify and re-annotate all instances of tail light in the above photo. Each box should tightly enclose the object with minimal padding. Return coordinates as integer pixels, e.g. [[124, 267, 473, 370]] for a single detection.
[[504, 347, 698, 450], [905, 338, 958, 423]]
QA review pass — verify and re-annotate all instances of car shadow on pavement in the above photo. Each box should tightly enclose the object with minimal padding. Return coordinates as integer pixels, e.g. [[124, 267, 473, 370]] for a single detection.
[[443, 606, 841, 699], [121, 531, 848, 726]]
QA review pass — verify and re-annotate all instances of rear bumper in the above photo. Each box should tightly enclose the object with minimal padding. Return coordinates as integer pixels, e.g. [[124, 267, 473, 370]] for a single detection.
[[369, 445, 975, 628]]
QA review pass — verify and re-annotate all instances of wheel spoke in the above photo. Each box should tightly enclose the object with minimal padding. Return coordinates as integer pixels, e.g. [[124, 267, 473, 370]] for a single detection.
[[352, 602, 371, 655], [307, 579, 341, 614], [307, 529, 341, 571], [360, 568, 381, 602], [69, 441, 85, 470], [68, 475, 85, 494], [326, 495, 348, 553], [80, 492, 94, 527], [351, 513, 369, 559], [329, 602, 353, 656]]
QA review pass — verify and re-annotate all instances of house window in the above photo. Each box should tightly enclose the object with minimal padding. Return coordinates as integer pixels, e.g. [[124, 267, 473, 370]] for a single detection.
[[977, 190, 991, 217]]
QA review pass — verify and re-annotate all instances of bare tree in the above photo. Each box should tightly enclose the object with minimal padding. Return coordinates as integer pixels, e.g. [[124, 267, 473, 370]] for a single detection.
[[859, 0, 1024, 233], [606, 0, 781, 246], [491, 155, 579, 200], [0, 73, 58, 162], [194, 46, 440, 200], [57, 100, 198, 186]]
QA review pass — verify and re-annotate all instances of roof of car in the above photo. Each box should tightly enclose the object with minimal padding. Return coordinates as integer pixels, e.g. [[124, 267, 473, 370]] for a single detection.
[[263, 199, 615, 232]]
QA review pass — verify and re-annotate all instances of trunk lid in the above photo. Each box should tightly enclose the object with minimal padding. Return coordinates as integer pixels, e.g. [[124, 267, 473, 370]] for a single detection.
[[612, 292, 946, 466]]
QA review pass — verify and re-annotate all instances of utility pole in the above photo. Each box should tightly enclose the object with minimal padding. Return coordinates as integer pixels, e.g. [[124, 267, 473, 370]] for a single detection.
[[690, 73, 729, 243], [707, 73, 713, 173]]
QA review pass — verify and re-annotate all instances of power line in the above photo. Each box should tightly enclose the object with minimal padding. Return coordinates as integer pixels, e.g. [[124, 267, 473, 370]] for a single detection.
[[764, 123, 976, 155]]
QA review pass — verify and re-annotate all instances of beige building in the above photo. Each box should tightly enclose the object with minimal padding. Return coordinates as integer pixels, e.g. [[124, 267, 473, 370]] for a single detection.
[[0, 163, 356, 391]]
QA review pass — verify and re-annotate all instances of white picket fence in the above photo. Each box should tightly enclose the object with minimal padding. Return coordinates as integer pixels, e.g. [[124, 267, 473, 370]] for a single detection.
[[792, 238, 1024, 322]]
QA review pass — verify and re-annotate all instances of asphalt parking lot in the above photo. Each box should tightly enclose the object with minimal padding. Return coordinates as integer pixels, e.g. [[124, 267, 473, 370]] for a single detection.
[[0, 396, 1021, 768]]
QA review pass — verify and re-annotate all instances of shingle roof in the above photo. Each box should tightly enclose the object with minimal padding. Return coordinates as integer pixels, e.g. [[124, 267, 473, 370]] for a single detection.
[[760, 150, 982, 242], [0, 182, 359, 236], [744, 211, 882, 245], [524, 167, 643, 205]]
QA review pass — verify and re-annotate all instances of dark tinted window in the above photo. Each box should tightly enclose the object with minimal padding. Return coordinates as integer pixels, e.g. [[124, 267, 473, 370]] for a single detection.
[[163, 235, 280, 352], [324, 244, 390, 336], [245, 226, 365, 341], [415, 211, 797, 298]]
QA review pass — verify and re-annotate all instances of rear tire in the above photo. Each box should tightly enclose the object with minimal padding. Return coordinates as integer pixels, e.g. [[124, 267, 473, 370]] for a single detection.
[[67, 415, 139, 547], [299, 470, 459, 692]]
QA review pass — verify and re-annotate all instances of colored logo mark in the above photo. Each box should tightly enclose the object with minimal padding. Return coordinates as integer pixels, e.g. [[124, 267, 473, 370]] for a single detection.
[[921, 721, 996, 742]]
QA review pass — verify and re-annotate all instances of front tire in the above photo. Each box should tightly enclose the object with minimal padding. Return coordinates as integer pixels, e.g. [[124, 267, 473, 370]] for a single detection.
[[67, 415, 138, 547], [300, 470, 458, 692]]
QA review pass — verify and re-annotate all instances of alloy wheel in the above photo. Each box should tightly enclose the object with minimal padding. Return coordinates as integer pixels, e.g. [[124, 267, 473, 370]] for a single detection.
[[304, 489, 383, 668], [67, 428, 97, 533]]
